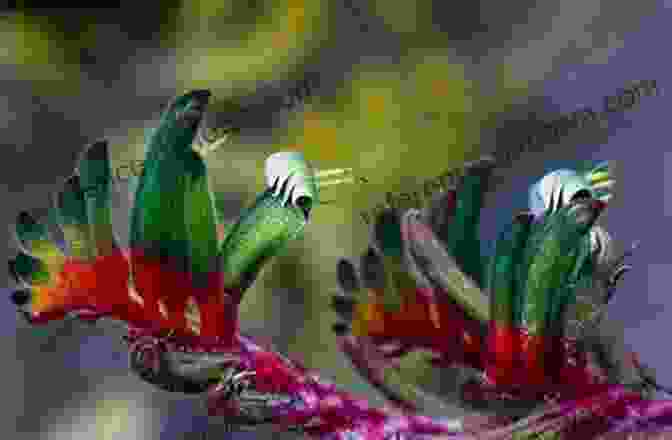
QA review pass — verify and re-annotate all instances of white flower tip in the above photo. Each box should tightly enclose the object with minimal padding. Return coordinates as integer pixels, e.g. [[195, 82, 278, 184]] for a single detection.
[[265, 151, 319, 207]]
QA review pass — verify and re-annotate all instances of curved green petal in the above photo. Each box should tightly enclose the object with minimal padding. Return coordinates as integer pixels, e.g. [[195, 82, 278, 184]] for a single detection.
[[218, 189, 306, 291], [219, 151, 317, 292], [371, 209, 410, 312], [522, 204, 594, 336], [54, 175, 94, 260], [487, 213, 533, 327], [130, 90, 219, 282], [76, 139, 119, 258]]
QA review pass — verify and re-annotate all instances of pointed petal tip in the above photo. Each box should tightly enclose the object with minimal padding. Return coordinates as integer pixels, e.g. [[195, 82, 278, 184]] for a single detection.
[[186, 89, 212, 103], [8, 259, 18, 283], [17, 211, 35, 225], [337, 259, 360, 292], [332, 322, 349, 335], [63, 173, 82, 189], [81, 139, 109, 160], [331, 294, 356, 320], [10, 289, 30, 307]]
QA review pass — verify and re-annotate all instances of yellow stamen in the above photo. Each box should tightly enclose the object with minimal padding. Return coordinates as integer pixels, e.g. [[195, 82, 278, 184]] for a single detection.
[[185, 296, 201, 335]]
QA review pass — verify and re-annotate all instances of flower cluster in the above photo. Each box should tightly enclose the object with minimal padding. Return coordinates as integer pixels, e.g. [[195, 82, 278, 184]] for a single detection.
[[359, 80, 658, 226], [10, 89, 672, 440]]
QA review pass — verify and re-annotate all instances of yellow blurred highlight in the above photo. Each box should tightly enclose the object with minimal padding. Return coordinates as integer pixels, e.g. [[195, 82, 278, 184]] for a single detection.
[[95, 398, 132, 440], [367, 94, 388, 114], [431, 78, 451, 98], [281, 51, 480, 191], [175, 0, 329, 94], [276, 0, 308, 48], [0, 13, 82, 94], [301, 112, 340, 161]]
